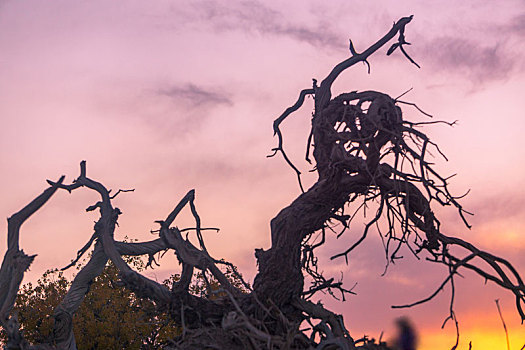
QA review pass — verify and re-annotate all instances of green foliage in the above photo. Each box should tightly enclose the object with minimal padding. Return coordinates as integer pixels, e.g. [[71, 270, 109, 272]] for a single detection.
[[13, 269, 69, 344], [72, 257, 179, 349], [4, 256, 178, 349], [3, 254, 249, 349]]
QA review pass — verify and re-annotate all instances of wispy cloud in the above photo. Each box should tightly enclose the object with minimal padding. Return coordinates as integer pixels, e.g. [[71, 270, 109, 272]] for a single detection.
[[122, 83, 234, 138], [416, 10, 525, 86], [499, 12, 525, 37], [180, 0, 343, 50], [419, 36, 514, 84], [466, 190, 525, 225], [158, 83, 232, 108]]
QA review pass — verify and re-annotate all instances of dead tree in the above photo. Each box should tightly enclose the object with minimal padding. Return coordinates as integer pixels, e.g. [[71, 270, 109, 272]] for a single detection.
[[1, 16, 524, 349]]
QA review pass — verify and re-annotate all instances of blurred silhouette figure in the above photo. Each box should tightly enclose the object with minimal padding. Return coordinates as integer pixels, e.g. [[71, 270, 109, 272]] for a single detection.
[[393, 317, 418, 350]]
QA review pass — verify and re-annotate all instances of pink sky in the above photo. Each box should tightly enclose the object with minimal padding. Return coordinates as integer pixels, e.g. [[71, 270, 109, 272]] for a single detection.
[[1, 1, 525, 348]]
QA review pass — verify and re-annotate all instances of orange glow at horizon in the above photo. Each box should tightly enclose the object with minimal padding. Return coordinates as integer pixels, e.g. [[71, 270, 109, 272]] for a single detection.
[[418, 326, 525, 350]]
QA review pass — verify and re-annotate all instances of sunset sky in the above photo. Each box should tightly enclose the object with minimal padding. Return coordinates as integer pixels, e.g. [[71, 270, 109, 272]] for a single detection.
[[1, 1, 525, 349]]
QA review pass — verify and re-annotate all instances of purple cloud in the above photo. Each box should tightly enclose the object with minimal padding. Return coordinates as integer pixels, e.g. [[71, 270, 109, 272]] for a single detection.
[[158, 83, 232, 108], [183, 0, 344, 50], [501, 13, 525, 36], [419, 36, 514, 84]]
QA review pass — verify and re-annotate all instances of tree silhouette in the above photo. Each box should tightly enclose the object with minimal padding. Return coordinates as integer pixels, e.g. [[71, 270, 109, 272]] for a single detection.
[[1, 16, 524, 349]]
